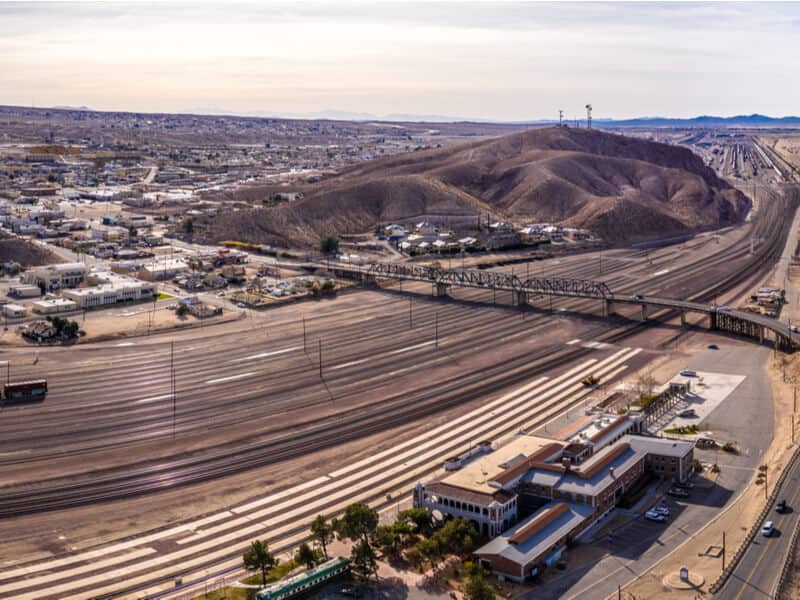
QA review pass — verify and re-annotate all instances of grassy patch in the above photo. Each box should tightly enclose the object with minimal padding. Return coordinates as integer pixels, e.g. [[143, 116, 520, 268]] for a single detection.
[[156, 292, 174, 301], [664, 424, 700, 435], [634, 393, 658, 409], [192, 560, 300, 600]]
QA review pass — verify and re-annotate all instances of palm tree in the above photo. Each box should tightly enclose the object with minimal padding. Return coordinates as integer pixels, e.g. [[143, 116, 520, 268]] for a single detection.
[[243, 539, 277, 587]]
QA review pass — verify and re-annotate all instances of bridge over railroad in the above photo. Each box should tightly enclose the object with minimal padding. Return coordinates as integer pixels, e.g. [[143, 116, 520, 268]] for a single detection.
[[319, 260, 797, 352]]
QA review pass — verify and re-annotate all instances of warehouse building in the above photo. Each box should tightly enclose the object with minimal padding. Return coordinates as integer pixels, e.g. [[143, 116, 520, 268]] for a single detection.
[[32, 297, 78, 314], [2, 304, 26, 318]]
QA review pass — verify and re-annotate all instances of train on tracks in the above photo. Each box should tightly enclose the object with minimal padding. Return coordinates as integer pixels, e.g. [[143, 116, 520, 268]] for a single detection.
[[256, 557, 349, 600], [2, 379, 47, 405]]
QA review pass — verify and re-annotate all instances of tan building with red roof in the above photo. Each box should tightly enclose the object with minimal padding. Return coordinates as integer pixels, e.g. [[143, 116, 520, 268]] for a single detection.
[[413, 413, 694, 582]]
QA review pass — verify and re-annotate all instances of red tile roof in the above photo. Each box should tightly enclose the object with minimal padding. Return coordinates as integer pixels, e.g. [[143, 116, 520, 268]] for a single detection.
[[492, 443, 564, 486], [508, 502, 570, 545]]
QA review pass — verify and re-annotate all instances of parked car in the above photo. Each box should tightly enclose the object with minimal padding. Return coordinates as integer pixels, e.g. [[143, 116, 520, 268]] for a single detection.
[[696, 437, 717, 449], [680, 369, 698, 377], [652, 506, 670, 516], [679, 408, 697, 418], [645, 510, 666, 522], [776, 499, 788, 514], [667, 487, 690, 498], [708, 343, 719, 349], [762, 521, 775, 537]]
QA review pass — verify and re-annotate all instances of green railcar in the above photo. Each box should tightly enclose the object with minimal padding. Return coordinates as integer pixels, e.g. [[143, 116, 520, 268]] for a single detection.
[[256, 557, 349, 600]]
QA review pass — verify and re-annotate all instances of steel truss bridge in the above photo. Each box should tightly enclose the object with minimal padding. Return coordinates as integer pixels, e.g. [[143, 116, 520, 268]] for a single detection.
[[321, 260, 797, 352]]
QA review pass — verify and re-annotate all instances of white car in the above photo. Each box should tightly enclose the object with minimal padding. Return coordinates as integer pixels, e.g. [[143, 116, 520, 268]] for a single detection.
[[762, 521, 775, 537], [645, 510, 666, 522], [652, 506, 670, 516]]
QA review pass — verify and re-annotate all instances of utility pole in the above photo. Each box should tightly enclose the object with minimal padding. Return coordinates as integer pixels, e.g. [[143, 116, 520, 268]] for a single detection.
[[558, 109, 564, 127], [585, 104, 593, 129], [171, 340, 176, 440], [722, 531, 726, 571]]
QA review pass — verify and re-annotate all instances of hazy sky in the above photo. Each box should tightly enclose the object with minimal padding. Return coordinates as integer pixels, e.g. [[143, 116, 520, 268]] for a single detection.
[[1, 1, 799, 120]]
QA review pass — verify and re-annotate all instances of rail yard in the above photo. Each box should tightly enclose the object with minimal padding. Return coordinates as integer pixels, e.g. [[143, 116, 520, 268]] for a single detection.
[[0, 179, 797, 598]]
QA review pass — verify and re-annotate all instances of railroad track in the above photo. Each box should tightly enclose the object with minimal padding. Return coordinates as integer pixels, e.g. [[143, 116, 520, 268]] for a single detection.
[[0, 187, 794, 517]]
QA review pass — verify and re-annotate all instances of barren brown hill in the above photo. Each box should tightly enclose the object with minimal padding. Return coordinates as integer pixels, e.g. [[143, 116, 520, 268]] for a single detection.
[[209, 126, 750, 246]]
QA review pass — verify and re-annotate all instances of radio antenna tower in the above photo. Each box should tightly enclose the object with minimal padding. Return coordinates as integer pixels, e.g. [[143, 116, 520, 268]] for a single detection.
[[585, 104, 593, 129], [558, 109, 564, 127]]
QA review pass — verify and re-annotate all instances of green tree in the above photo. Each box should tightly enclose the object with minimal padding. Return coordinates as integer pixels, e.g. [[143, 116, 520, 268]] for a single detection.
[[399, 508, 433, 536], [416, 536, 443, 569], [464, 571, 496, 600], [336, 503, 379, 547], [350, 539, 379, 581], [755, 464, 769, 500], [176, 303, 189, 317], [62, 320, 79, 339], [310, 515, 335, 560], [243, 539, 277, 587], [295, 542, 319, 570], [320, 235, 340, 255]]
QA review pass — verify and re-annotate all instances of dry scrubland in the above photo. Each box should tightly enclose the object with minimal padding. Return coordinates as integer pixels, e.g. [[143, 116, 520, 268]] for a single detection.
[[209, 127, 750, 247], [0, 235, 61, 266], [771, 136, 800, 172]]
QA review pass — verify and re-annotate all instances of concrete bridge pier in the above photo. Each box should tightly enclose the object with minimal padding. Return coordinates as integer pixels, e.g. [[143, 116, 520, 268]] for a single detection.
[[604, 300, 614, 317], [759, 326, 764, 344], [434, 282, 450, 297], [516, 291, 528, 307], [709, 311, 718, 331], [640, 303, 649, 322], [680, 310, 687, 327]]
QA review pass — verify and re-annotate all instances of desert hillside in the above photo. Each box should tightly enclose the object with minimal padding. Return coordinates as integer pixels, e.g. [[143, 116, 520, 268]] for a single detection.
[[209, 126, 750, 246]]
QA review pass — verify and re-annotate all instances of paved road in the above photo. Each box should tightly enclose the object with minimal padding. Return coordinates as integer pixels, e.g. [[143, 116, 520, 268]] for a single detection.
[[717, 451, 800, 599], [527, 343, 774, 600]]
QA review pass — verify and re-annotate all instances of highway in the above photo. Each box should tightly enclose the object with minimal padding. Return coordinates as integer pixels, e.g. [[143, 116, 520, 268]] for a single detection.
[[717, 451, 800, 599]]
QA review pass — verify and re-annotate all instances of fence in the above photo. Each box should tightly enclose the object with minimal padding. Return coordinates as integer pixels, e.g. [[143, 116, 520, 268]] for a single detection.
[[708, 445, 800, 594]]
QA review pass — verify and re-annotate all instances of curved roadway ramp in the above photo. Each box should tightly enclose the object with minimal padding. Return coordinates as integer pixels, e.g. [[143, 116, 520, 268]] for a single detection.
[[717, 454, 800, 599]]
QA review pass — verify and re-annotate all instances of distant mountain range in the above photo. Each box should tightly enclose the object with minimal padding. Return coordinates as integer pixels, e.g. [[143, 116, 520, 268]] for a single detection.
[[28, 104, 800, 127], [588, 114, 800, 128], [236, 110, 800, 128]]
